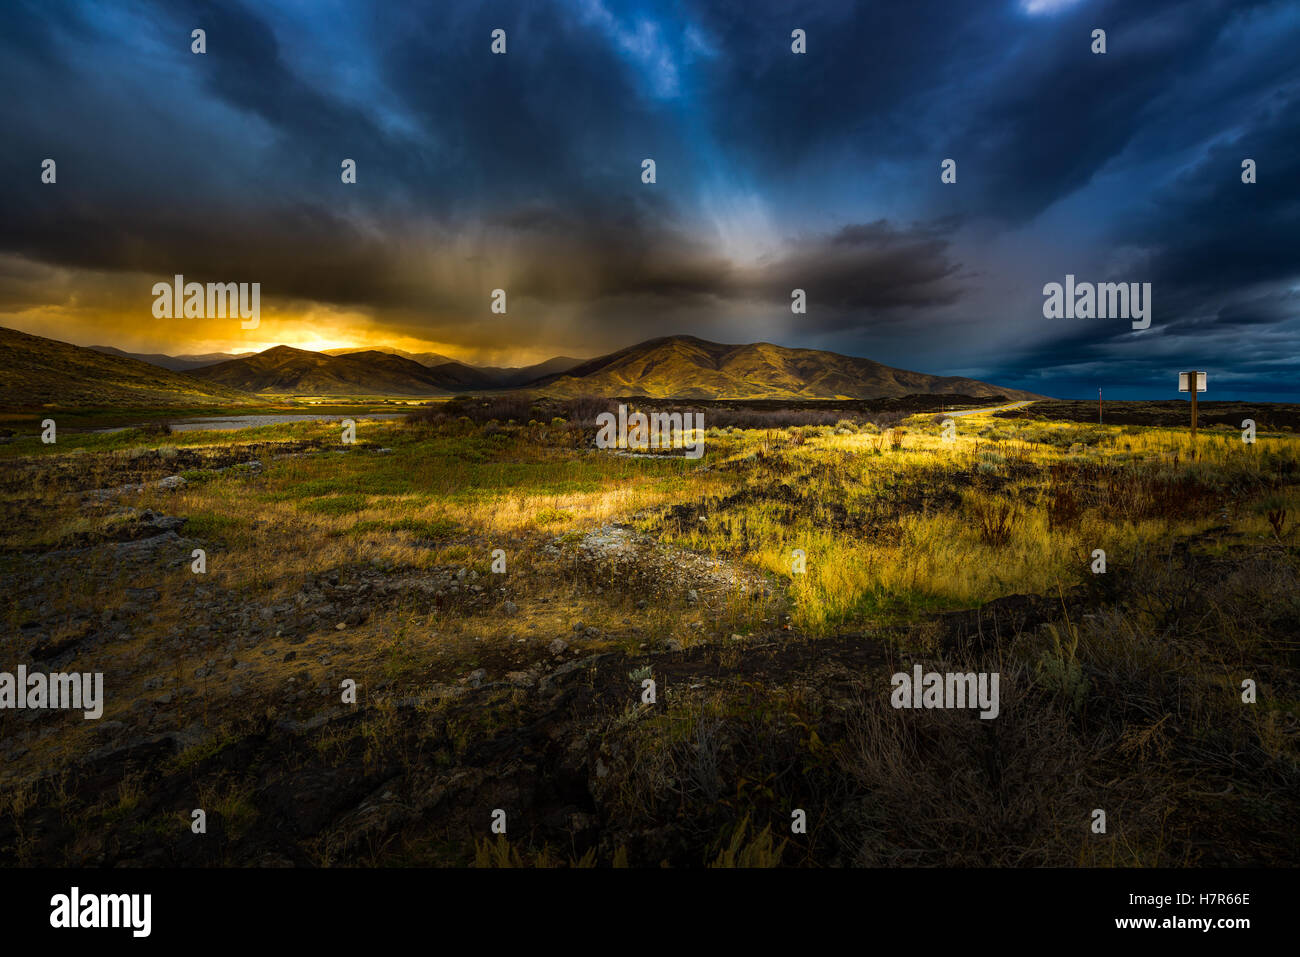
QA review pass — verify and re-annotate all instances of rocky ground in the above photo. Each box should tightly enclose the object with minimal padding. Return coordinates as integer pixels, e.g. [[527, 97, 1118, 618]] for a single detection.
[[2, 437, 1297, 867], [1, 441, 793, 864]]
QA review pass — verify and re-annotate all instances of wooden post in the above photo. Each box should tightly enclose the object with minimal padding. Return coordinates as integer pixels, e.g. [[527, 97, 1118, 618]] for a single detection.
[[1098, 388, 1102, 425], [1180, 371, 1205, 441]]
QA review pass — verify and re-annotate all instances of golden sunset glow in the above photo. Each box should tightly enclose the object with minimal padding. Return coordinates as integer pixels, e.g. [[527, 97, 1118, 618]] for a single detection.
[[0, 269, 566, 367]]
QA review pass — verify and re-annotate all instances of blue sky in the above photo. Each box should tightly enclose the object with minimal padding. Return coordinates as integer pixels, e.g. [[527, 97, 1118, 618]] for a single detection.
[[1, 0, 1297, 398]]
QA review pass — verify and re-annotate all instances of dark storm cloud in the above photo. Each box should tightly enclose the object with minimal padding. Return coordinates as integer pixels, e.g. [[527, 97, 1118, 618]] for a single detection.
[[996, 77, 1300, 399], [1138, 89, 1300, 315], [0, 0, 1296, 394], [690, 0, 1289, 224], [756, 220, 965, 316], [0, 0, 968, 328], [492, 200, 965, 318], [0, 0, 717, 318], [958, 0, 1280, 223], [1214, 290, 1300, 330]]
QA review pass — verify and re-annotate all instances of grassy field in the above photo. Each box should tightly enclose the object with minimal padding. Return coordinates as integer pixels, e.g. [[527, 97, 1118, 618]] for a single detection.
[[1, 401, 1297, 866], [0, 397, 438, 432], [997, 399, 1300, 432]]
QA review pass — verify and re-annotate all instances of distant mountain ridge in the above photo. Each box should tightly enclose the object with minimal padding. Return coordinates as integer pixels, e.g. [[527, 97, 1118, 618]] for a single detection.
[[88, 344, 257, 371], [323, 346, 458, 367]]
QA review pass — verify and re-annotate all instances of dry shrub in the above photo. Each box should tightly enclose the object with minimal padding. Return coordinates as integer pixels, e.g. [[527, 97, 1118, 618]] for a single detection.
[[837, 665, 1115, 866], [973, 499, 1019, 547]]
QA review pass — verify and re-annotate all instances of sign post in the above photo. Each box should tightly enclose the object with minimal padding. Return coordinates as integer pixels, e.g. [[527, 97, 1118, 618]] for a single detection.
[[1178, 371, 1207, 438]]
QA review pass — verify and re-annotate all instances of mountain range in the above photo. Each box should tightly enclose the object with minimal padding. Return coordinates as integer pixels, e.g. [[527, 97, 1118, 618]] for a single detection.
[[187, 347, 587, 395], [531, 336, 1041, 401], [93, 343, 586, 391], [2, 326, 1044, 407]]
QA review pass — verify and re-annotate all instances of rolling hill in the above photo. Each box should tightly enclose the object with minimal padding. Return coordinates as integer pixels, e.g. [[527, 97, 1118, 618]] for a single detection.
[[187, 346, 453, 396], [188, 346, 587, 395], [324, 346, 457, 367], [0, 326, 258, 408], [326, 347, 584, 388], [531, 336, 1044, 401]]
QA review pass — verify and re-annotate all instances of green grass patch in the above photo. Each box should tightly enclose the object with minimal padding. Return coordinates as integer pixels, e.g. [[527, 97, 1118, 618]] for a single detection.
[[184, 511, 246, 540], [388, 516, 459, 539], [300, 494, 370, 516]]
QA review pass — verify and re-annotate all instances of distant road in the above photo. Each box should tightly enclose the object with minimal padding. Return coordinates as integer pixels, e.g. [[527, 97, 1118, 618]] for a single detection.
[[946, 399, 1034, 418]]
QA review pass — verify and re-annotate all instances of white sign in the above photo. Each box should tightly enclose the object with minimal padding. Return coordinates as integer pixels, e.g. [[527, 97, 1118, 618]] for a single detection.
[[1178, 372, 1207, 393]]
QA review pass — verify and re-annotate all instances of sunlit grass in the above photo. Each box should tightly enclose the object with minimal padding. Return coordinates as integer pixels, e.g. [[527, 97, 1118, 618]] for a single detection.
[[6, 409, 1299, 643]]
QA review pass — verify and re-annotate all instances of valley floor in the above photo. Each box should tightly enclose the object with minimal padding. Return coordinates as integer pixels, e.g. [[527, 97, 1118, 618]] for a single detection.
[[1, 409, 1297, 866]]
